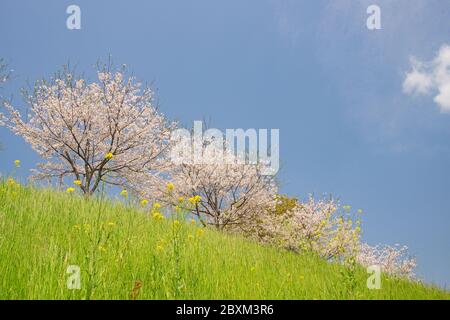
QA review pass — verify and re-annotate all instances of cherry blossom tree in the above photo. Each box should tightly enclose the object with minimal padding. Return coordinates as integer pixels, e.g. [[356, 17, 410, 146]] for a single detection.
[[248, 195, 416, 277], [356, 243, 416, 278], [246, 196, 361, 260], [142, 138, 278, 229], [1, 65, 175, 195]]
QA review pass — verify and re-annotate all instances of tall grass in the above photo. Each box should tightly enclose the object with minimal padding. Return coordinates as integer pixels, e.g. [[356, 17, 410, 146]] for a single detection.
[[0, 181, 448, 300]]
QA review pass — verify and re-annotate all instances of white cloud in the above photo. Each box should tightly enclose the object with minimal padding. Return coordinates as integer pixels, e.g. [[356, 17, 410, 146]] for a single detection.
[[403, 64, 433, 95], [403, 45, 450, 113], [434, 83, 450, 111]]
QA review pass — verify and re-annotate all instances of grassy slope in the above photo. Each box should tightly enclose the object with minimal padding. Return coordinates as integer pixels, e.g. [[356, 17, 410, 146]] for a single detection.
[[0, 182, 448, 300]]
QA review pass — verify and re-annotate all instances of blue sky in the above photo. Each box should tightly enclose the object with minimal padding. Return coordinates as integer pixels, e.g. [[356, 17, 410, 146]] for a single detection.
[[1, 0, 450, 287]]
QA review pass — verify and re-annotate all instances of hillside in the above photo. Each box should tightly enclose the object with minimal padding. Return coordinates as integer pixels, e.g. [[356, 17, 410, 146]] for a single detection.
[[0, 181, 448, 300]]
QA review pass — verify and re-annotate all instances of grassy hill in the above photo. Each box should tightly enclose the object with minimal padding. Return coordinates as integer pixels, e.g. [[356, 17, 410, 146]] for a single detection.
[[0, 181, 448, 300]]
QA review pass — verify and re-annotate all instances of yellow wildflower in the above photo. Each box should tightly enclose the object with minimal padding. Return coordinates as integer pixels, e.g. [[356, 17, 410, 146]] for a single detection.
[[140, 199, 149, 207], [188, 195, 201, 205], [105, 152, 113, 160], [173, 220, 180, 228], [178, 196, 185, 203], [166, 182, 174, 191], [152, 202, 161, 210], [73, 179, 82, 186], [152, 212, 164, 221], [155, 239, 165, 252], [6, 177, 15, 186], [190, 219, 196, 225], [120, 189, 128, 197], [196, 228, 205, 237], [66, 187, 75, 193], [14, 160, 21, 168]]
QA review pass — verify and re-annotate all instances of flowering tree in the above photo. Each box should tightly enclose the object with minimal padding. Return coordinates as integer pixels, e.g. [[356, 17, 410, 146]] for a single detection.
[[247, 196, 361, 260], [248, 195, 416, 277], [143, 140, 277, 229], [1, 66, 175, 195], [356, 243, 416, 278]]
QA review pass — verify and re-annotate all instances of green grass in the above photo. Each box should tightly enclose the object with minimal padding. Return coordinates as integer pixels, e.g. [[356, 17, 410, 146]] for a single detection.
[[0, 181, 448, 300]]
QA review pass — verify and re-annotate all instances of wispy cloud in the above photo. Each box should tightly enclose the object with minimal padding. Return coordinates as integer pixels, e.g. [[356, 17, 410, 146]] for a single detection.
[[403, 45, 450, 113]]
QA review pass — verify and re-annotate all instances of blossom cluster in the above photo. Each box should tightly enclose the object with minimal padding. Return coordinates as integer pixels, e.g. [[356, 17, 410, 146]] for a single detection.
[[138, 138, 277, 230], [356, 243, 417, 278], [245, 197, 361, 260], [253, 197, 415, 277]]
